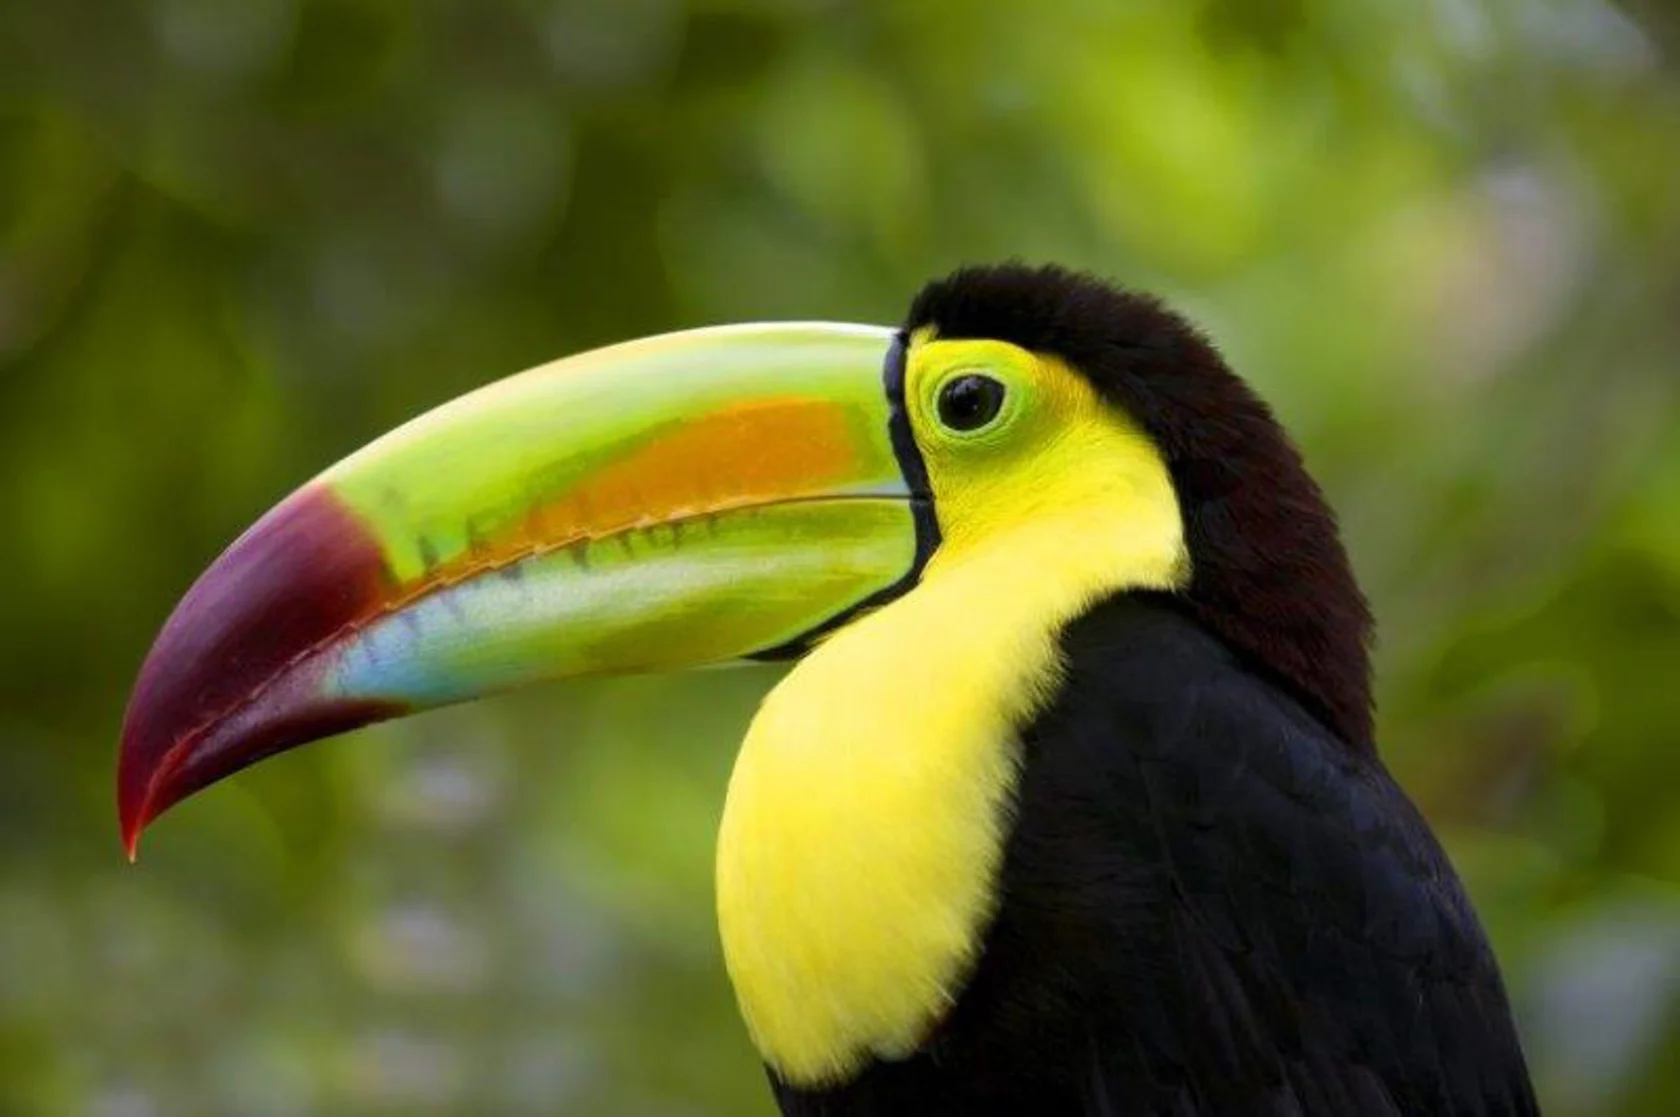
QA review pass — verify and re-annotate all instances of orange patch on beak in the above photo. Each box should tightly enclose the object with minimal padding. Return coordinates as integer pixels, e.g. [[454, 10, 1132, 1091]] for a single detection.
[[423, 398, 867, 585]]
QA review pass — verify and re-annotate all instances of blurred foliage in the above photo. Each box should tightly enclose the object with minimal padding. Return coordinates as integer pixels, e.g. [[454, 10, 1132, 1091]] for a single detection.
[[2, 0, 1679, 1113]]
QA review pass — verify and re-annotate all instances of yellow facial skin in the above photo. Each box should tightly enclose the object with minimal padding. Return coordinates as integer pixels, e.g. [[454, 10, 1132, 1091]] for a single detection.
[[715, 332, 1190, 1087]]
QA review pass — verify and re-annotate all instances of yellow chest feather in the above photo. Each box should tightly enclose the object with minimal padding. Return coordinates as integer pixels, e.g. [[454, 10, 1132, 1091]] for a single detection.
[[714, 513, 1183, 1087]]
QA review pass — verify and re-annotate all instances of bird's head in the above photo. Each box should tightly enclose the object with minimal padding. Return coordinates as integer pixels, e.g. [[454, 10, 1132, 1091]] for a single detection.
[[118, 263, 1370, 857]]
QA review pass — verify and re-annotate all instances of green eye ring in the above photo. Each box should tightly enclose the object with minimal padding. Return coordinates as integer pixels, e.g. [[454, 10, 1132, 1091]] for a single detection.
[[934, 373, 1009, 434]]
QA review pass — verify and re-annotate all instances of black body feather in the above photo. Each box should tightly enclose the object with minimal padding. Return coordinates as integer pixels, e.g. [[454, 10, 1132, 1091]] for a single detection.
[[772, 596, 1538, 1117]]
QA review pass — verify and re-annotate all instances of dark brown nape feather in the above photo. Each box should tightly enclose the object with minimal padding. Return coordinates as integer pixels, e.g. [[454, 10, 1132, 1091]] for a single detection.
[[905, 262, 1375, 751]]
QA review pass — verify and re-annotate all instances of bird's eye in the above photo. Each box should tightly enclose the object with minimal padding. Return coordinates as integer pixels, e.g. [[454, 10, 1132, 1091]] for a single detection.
[[936, 375, 1007, 433]]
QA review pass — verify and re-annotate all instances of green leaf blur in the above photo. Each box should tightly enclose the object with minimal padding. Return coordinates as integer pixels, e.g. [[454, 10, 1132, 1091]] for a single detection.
[[3, 1, 1678, 1113]]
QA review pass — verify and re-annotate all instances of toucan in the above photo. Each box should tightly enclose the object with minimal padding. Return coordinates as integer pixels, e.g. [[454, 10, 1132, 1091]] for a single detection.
[[117, 264, 1539, 1116]]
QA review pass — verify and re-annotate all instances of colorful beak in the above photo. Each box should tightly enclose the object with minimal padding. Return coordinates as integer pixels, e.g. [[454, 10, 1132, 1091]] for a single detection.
[[118, 324, 933, 855]]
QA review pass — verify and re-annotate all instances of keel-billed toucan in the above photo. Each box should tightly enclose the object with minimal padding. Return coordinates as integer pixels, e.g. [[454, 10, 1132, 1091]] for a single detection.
[[118, 265, 1539, 1115]]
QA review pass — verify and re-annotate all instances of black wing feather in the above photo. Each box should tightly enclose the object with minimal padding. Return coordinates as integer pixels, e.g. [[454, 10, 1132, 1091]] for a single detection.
[[1018, 596, 1540, 1116]]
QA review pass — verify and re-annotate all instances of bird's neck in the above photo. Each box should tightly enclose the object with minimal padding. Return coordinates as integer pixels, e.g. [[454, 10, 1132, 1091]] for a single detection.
[[715, 497, 1185, 1089]]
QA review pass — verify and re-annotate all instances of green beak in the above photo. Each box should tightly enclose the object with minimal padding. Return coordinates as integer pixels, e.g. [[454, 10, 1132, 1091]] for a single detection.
[[118, 324, 933, 854]]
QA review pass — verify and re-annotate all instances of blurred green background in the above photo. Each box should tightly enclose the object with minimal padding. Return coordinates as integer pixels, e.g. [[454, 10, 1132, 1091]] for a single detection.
[[3, 0, 1679, 1113]]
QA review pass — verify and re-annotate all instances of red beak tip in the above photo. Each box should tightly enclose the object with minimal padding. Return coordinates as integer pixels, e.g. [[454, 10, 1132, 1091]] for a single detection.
[[117, 740, 157, 863], [119, 795, 150, 862], [111, 483, 396, 864]]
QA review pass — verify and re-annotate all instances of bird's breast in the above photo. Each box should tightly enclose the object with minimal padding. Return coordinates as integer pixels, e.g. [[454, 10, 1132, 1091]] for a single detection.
[[715, 504, 1186, 1089], [714, 556, 1061, 1088]]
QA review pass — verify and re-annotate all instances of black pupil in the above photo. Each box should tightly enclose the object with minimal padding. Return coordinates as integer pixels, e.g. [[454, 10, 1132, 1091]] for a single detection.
[[937, 375, 1006, 432]]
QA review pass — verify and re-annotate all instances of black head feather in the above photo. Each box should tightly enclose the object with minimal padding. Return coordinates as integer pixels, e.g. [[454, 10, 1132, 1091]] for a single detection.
[[905, 263, 1375, 751]]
